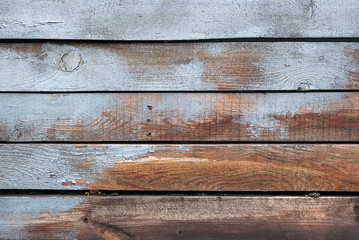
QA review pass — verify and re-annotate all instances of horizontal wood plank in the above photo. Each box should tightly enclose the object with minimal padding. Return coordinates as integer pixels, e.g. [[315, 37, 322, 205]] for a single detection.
[[1, 195, 358, 239], [0, 92, 358, 142], [1, 144, 358, 191], [0, 42, 358, 91], [0, 0, 358, 40]]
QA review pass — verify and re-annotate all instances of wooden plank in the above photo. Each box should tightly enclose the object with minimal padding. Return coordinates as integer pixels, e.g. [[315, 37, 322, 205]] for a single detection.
[[0, 92, 358, 142], [1, 144, 358, 191], [0, 0, 358, 40], [0, 42, 359, 91], [1, 195, 358, 239]]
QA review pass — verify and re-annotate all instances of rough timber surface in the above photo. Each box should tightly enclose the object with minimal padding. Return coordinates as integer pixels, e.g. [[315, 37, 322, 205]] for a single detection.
[[1, 92, 359, 142], [0, 0, 358, 40], [0, 42, 359, 91], [1, 144, 358, 191], [0, 196, 358, 240]]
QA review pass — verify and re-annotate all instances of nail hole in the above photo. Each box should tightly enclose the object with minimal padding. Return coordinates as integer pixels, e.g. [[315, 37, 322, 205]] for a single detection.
[[147, 105, 153, 110], [147, 119, 151, 122], [146, 133, 152, 136], [178, 230, 182, 234], [83, 217, 88, 223]]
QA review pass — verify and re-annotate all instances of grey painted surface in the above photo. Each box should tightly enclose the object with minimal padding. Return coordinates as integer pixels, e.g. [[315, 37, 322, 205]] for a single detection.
[[0, 0, 358, 40], [0, 42, 358, 91]]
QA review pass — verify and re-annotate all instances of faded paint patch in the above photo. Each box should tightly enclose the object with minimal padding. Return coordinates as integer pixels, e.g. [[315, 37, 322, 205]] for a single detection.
[[0, 196, 93, 239], [173, 59, 216, 89], [143, 93, 217, 122], [235, 93, 348, 140], [0, 197, 84, 218], [259, 43, 359, 90], [0, 196, 86, 239], [201, 43, 264, 90]]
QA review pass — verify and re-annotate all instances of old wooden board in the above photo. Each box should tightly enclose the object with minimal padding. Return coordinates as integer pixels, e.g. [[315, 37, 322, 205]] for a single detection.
[[1, 144, 358, 191], [0, 42, 358, 91], [0, 0, 358, 40], [1, 92, 359, 142], [0, 195, 358, 239]]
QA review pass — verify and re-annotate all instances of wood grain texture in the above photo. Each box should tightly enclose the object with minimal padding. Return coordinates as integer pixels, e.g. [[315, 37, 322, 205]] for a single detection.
[[0, 42, 359, 91], [0, 0, 358, 40], [1, 92, 359, 142], [1, 196, 358, 239], [1, 144, 358, 191]]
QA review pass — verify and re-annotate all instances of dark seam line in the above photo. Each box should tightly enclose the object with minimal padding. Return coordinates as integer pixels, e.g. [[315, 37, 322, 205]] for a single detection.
[[1, 141, 359, 145], [1, 90, 359, 94], [1, 37, 359, 44], [0, 189, 358, 197]]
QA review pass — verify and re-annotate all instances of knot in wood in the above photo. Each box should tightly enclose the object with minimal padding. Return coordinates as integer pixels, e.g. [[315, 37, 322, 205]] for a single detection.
[[58, 50, 82, 72], [298, 82, 311, 91]]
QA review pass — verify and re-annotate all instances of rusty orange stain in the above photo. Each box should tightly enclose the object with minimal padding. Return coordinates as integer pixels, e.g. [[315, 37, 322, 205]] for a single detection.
[[75, 179, 86, 185], [62, 179, 75, 186]]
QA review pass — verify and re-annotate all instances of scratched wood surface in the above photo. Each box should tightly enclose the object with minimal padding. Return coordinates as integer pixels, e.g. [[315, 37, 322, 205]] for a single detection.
[[1, 196, 358, 240], [1, 92, 359, 142], [0, 0, 359, 40], [0, 42, 358, 91], [1, 144, 358, 191]]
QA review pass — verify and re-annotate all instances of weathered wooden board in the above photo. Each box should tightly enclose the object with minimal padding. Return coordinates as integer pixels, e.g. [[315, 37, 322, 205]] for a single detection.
[[0, 42, 359, 91], [0, 0, 358, 40], [1, 196, 358, 239], [1, 144, 358, 191], [1, 92, 359, 142]]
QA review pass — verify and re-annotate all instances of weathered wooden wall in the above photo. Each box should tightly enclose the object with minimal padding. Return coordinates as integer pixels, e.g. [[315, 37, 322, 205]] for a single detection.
[[0, 1, 358, 239]]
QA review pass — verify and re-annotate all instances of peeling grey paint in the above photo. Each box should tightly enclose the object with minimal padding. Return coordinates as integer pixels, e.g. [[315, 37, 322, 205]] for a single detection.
[[144, 94, 218, 123], [258, 43, 359, 90], [240, 93, 344, 139], [0, 144, 161, 189]]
